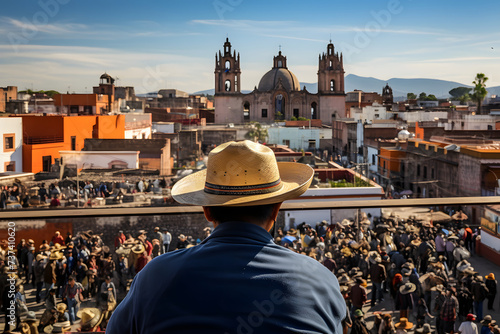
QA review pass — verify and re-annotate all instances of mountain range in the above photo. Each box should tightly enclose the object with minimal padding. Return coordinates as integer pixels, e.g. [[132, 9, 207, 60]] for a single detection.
[[192, 74, 500, 99]]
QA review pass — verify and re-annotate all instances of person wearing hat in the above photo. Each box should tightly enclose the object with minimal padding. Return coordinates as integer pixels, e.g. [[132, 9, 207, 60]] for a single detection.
[[34, 253, 47, 303], [458, 313, 478, 334], [369, 252, 387, 307], [395, 318, 414, 333], [322, 252, 337, 273], [397, 283, 416, 320], [485, 273, 497, 311], [152, 227, 164, 254], [21, 311, 39, 334], [471, 275, 489, 321], [78, 308, 103, 332], [480, 315, 493, 334], [107, 140, 345, 333], [351, 309, 369, 334], [441, 288, 459, 334], [175, 234, 190, 250], [349, 277, 368, 316]]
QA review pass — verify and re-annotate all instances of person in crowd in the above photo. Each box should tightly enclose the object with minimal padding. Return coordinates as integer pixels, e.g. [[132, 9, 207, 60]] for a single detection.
[[485, 273, 497, 311], [162, 228, 172, 253], [458, 313, 478, 334], [62, 275, 84, 325]]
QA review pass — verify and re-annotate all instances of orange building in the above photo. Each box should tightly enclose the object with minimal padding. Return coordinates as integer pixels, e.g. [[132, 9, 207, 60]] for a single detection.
[[378, 147, 406, 179], [53, 93, 112, 115], [15, 114, 125, 173]]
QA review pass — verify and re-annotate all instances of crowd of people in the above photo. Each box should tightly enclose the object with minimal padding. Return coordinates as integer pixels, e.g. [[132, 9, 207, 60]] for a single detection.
[[0, 177, 172, 210], [274, 212, 498, 334], [0, 226, 199, 333], [1, 207, 500, 333]]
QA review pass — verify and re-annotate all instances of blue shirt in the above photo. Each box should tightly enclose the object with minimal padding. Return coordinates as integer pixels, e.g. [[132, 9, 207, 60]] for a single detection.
[[107, 221, 345, 334]]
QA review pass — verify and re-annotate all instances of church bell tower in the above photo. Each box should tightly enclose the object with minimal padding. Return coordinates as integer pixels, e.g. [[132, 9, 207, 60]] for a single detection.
[[317, 40, 345, 94], [215, 38, 241, 94]]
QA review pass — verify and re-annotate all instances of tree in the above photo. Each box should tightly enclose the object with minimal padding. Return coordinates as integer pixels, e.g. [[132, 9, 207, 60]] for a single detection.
[[472, 73, 488, 113], [459, 93, 471, 105], [407, 93, 417, 100], [418, 92, 427, 100], [426, 94, 438, 101], [449, 87, 471, 99], [245, 122, 268, 143]]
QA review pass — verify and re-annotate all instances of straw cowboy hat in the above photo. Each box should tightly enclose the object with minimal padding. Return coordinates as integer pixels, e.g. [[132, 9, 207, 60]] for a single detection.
[[77, 308, 102, 329], [172, 140, 314, 207], [481, 315, 493, 325], [23, 311, 37, 323], [399, 282, 416, 294], [49, 251, 63, 261], [416, 323, 431, 333], [395, 318, 413, 330], [56, 303, 67, 313], [44, 321, 71, 333], [36, 254, 47, 262], [131, 243, 146, 254]]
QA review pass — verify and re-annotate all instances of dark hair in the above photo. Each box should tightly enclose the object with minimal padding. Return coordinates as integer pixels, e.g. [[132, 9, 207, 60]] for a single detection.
[[68, 275, 75, 281], [207, 204, 277, 224]]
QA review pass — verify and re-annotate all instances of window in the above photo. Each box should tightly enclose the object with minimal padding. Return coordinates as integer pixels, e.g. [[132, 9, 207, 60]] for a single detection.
[[372, 155, 375, 165], [225, 60, 231, 70], [417, 164, 421, 177], [3, 134, 15, 152], [235, 75, 238, 91], [71, 136, 76, 150], [278, 60, 282, 67], [42, 156, 52, 172], [261, 109, 268, 118], [5, 161, 15, 172], [311, 102, 318, 119], [308, 140, 316, 149], [329, 60, 332, 68], [243, 102, 250, 121], [142, 133, 146, 139], [431, 168, 435, 179], [225, 80, 231, 92], [293, 108, 299, 118], [423, 166, 427, 179], [330, 80, 335, 91], [283, 139, 290, 147]]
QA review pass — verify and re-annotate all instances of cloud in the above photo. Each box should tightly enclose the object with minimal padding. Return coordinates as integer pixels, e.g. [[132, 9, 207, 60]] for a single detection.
[[1, 16, 87, 35], [191, 19, 297, 28]]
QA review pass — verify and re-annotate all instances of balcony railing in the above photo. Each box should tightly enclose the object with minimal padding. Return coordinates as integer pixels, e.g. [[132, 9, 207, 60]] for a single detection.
[[1, 196, 500, 220], [24, 135, 64, 145]]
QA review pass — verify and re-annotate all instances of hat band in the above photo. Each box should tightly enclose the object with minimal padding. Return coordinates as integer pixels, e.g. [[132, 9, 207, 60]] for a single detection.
[[204, 179, 282, 196]]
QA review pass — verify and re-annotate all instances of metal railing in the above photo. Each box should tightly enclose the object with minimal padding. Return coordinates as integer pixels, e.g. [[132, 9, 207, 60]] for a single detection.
[[1, 196, 500, 220]]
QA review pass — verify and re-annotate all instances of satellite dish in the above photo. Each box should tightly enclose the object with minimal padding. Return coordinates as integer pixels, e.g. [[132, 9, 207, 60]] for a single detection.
[[444, 144, 457, 151]]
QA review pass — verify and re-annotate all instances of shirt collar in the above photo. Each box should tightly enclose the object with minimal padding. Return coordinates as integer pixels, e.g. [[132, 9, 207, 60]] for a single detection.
[[201, 221, 274, 245]]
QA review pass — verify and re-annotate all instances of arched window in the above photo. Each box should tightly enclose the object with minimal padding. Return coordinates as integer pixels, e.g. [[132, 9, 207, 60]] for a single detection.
[[235, 75, 238, 91], [225, 80, 231, 92], [225, 60, 230, 70], [311, 102, 318, 119], [275, 94, 284, 120], [330, 80, 335, 91], [329, 60, 332, 68], [278, 60, 282, 67], [243, 102, 250, 121]]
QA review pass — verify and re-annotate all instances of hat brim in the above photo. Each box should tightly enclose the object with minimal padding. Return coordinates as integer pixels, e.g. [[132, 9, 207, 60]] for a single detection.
[[172, 162, 314, 207]]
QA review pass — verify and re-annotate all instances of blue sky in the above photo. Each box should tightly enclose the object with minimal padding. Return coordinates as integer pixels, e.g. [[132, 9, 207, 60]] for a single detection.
[[1, 0, 500, 94]]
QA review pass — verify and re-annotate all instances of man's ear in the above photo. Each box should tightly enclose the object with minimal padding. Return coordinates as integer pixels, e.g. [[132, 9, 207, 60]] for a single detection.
[[203, 207, 217, 227]]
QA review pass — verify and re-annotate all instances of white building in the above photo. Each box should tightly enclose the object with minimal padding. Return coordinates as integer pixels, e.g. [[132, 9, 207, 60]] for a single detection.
[[124, 113, 152, 139], [398, 111, 448, 123], [60, 151, 140, 170], [442, 115, 497, 131], [0, 117, 23, 172], [351, 104, 388, 123], [283, 186, 384, 230], [268, 127, 321, 151]]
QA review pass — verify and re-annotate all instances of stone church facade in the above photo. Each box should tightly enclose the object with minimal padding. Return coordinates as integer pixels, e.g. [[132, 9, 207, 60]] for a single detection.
[[214, 38, 346, 125]]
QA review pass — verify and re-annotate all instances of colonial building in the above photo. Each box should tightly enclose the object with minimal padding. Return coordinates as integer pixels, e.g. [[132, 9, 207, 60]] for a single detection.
[[214, 39, 346, 125]]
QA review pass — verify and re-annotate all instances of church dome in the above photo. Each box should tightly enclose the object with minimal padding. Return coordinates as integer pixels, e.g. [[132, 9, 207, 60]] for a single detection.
[[258, 68, 301, 92]]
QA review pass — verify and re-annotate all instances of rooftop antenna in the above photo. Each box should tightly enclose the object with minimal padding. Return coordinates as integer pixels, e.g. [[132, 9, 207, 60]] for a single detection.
[[279, 44, 282, 53], [330, 33, 332, 43]]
